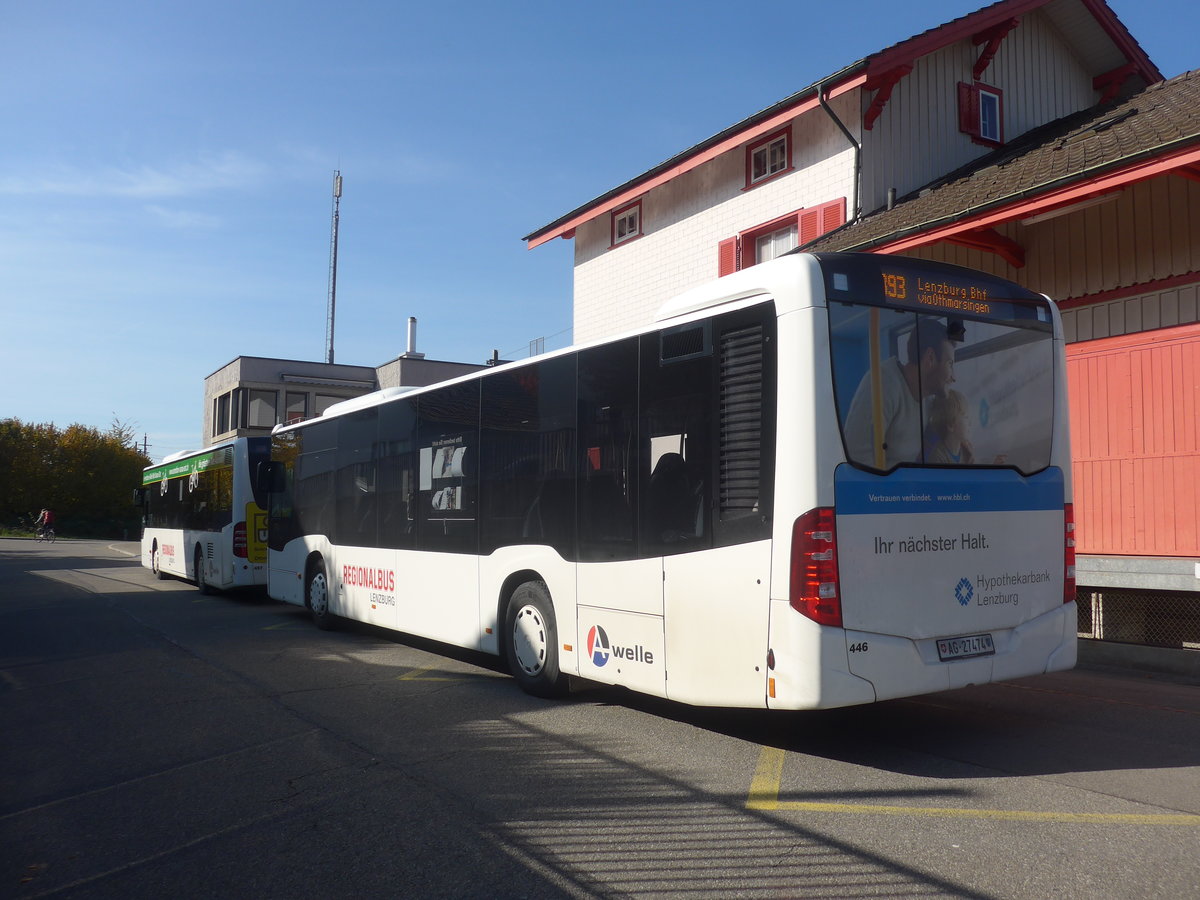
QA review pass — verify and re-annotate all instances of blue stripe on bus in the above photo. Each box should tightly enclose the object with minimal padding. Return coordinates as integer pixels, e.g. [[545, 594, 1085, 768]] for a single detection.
[[835, 465, 1064, 515]]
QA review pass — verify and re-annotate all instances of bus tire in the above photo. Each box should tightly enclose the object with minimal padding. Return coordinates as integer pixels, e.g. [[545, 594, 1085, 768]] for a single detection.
[[504, 580, 567, 699], [151, 543, 167, 580], [307, 558, 336, 631], [194, 546, 211, 595]]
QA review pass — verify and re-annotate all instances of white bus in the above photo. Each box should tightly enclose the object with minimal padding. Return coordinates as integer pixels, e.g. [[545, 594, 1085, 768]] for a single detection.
[[139, 437, 271, 593], [264, 252, 1076, 709]]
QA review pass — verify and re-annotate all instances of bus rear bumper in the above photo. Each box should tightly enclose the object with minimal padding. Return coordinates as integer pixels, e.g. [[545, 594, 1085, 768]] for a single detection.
[[845, 602, 1078, 703]]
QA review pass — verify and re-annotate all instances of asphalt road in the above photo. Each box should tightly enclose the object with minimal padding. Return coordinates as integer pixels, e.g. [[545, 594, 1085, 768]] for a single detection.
[[2, 538, 1199, 899]]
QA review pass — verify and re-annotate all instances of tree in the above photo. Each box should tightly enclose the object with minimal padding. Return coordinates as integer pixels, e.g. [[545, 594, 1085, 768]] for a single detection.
[[0, 417, 151, 537]]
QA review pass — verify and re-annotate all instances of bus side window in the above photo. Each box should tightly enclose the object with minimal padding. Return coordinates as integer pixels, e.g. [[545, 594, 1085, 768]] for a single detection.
[[256, 461, 286, 495], [293, 420, 338, 540], [415, 381, 479, 554], [640, 324, 713, 557], [334, 408, 379, 549], [578, 338, 638, 562], [378, 397, 417, 551]]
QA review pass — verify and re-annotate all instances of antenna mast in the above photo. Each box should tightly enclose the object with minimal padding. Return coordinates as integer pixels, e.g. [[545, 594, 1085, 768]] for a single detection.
[[325, 171, 342, 364]]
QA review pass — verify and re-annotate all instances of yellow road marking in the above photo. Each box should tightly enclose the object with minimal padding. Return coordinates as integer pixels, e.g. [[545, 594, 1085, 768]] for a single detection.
[[747, 743, 787, 807], [746, 746, 1200, 826]]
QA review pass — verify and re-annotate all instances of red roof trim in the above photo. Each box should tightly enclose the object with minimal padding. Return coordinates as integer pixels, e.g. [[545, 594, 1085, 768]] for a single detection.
[[972, 17, 1020, 81], [863, 65, 912, 131], [946, 227, 1025, 267], [527, 0, 1163, 250], [1078, 0, 1163, 84], [866, 0, 1046, 80], [526, 74, 866, 249], [875, 143, 1200, 256]]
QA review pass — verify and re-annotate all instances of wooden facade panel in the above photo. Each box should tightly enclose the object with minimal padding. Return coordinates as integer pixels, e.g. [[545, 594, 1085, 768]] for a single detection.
[[861, 9, 1093, 216], [1074, 459, 1125, 554], [1066, 324, 1200, 556], [1005, 179, 1200, 303], [1128, 454, 1197, 555]]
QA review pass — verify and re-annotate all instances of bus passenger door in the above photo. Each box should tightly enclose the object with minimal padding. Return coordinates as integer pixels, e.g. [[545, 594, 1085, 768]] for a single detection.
[[654, 308, 776, 707], [576, 335, 667, 697]]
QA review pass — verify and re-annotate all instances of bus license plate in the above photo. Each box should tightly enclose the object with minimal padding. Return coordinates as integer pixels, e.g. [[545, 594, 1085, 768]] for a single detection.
[[937, 633, 995, 661]]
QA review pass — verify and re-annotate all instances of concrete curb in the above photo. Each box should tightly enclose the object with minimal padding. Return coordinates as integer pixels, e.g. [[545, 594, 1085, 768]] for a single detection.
[[1078, 638, 1200, 684]]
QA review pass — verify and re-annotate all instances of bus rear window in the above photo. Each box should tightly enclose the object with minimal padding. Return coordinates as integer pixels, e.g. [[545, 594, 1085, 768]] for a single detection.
[[829, 301, 1055, 474]]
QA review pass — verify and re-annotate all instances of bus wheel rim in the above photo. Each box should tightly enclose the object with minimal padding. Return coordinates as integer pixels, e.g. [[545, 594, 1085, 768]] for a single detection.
[[512, 605, 547, 677], [310, 573, 328, 615]]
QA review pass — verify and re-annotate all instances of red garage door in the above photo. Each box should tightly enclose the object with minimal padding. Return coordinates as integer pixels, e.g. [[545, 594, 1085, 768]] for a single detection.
[[1067, 322, 1200, 556]]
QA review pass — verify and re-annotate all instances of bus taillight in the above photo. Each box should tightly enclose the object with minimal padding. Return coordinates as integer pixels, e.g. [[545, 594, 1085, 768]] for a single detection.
[[790, 507, 842, 627], [1064, 503, 1076, 603], [233, 522, 248, 558]]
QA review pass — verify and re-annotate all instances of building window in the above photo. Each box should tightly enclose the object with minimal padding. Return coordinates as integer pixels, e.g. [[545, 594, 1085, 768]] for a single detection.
[[958, 81, 1004, 145], [216, 392, 231, 436], [285, 392, 308, 424], [718, 197, 846, 276], [611, 200, 642, 247], [979, 87, 1002, 142], [247, 389, 278, 428], [755, 224, 798, 264], [746, 129, 791, 188], [314, 394, 342, 416]]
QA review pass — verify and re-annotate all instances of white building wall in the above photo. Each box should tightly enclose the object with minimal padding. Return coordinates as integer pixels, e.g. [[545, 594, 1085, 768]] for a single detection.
[[861, 9, 1095, 214], [573, 92, 860, 344]]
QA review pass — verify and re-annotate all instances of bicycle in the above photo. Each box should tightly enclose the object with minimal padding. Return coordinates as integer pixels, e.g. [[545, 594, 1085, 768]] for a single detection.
[[35, 525, 56, 543]]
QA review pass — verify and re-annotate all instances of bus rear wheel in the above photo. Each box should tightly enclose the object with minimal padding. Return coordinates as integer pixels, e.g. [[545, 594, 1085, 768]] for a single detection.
[[307, 558, 336, 631], [194, 546, 211, 595], [505, 580, 567, 698]]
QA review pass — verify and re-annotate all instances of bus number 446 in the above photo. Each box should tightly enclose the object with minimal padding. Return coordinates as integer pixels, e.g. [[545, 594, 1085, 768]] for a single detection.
[[848, 642, 869, 653]]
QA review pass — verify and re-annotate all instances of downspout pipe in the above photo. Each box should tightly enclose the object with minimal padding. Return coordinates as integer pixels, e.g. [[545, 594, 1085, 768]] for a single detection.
[[817, 77, 861, 225]]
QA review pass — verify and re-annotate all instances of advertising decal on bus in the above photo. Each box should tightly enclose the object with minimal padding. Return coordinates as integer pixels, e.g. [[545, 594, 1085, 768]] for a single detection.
[[587, 624, 656, 667], [142, 447, 234, 486], [834, 466, 1064, 637]]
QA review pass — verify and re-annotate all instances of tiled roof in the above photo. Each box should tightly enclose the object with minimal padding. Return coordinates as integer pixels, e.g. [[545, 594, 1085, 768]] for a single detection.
[[808, 68, 1200, 253]]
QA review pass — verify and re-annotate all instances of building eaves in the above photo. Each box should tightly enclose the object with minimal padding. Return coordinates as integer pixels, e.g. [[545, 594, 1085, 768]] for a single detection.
[[523, 0, 1160, 248], [521, 59, 869, 245], [806, 68, 1200, 254]]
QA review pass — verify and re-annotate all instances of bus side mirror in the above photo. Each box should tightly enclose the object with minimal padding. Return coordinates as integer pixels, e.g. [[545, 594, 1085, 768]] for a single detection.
[[133, 488, 147, 506], [257, 461, 286, 494]]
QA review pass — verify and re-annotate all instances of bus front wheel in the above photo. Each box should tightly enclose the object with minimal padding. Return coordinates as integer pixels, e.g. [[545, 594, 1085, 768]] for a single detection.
[[505, 580, 567, 699], [307, 558, 336, 631]]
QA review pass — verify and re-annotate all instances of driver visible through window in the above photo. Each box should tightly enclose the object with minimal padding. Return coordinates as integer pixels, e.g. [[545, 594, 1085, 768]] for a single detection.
[[830, 302, 1054, 473]]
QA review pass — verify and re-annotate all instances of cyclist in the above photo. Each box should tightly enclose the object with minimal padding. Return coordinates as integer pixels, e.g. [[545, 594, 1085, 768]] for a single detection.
[[36, 508, 56, 540]]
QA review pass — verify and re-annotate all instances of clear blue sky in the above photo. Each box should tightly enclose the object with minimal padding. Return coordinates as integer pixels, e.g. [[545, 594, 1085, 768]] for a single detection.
[[2, 1, 1193, 461]]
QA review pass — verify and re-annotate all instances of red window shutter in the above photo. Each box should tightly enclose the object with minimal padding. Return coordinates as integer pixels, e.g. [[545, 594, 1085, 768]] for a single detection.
[[821, 198, 846, 234], [718, 237, 740, 276], [799, 208, 822, 245], [958, 81, 980, 137]]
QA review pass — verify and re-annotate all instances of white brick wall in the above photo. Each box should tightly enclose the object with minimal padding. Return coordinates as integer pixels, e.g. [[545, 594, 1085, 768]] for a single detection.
[[573, 94, 859, 344]]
